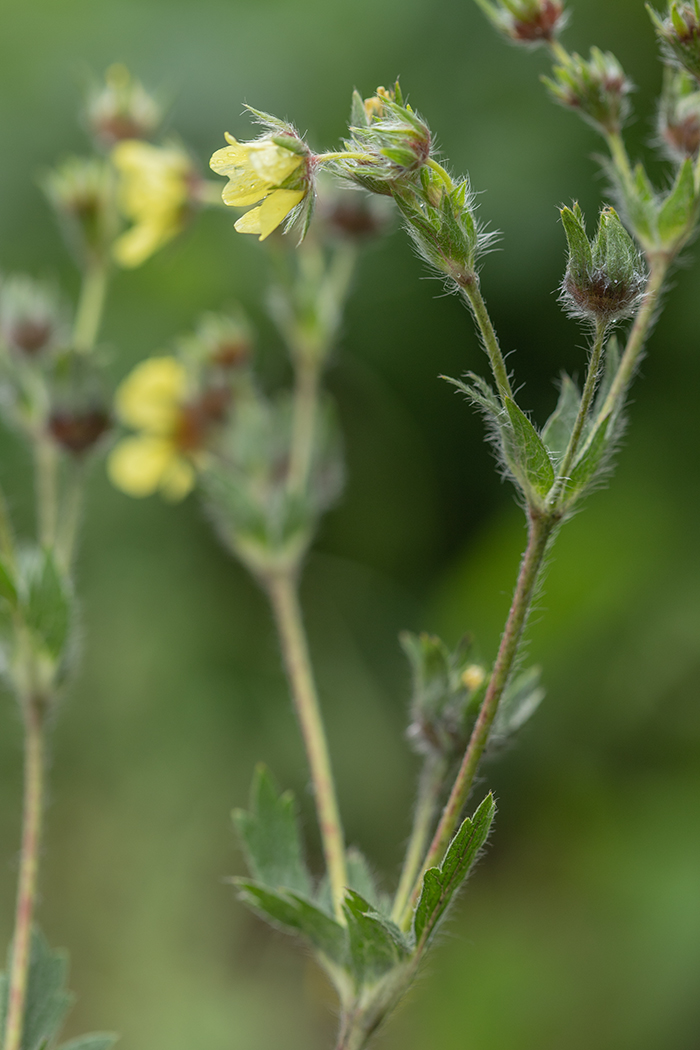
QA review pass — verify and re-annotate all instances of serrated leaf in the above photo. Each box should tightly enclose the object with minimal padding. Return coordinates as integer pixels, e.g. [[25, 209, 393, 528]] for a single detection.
[[23, 929, 72, 1050], [235, 880, 347, 964], [233, 765, 312, 897], [542, 376, 581, 457], [343, 891, 410, 986], [413, 793, 495, 947], [59, 1036, 118, 1050], [658, 158, 697, 245], [503, 398, 555, 498], [565, 414, 612, 498], [23, 550, 72, 660]]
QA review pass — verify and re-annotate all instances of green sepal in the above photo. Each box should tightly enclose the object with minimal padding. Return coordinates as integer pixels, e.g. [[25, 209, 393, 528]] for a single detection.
[[233, 764, 312, 898], [560, 204, 592, 287], [413, 793, 495, 947], [235, 880, 347, 965], [503, 397, 555, 501], [22, 929, 73, 1050], [658, 157, 697, 247], [59, 1036, 119, 1050], [350, 89, 369, 128], [22, 548, 72, 661], [542, 375, 581, 457], [564, 413, 612, 500], [343, 891, 410, 987]]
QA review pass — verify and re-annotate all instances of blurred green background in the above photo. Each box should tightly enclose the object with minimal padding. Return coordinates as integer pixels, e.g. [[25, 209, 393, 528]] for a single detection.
[[1, 0, 700, 1047]]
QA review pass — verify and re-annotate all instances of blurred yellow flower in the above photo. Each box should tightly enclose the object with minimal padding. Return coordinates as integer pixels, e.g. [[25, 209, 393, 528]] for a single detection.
[[108, 356, 196, 500], [209, 133, 306, 240], [112, 141, 193, 268]]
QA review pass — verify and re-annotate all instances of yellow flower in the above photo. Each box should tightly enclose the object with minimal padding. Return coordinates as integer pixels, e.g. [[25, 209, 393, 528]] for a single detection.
[[209, 133, 307, 240], [108, 357, 196, 500], [112, 140, 193, 268]]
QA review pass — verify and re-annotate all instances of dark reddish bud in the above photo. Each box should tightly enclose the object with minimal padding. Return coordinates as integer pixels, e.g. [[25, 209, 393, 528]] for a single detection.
[[49, 409, 111, 455]]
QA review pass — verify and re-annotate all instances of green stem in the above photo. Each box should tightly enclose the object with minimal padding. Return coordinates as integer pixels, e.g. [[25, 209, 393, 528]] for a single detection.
[[548, 318, 607, 507], [265, 571, 347, 923], [34, 437, 58, 549], [605, 131, 635, 195], [594, 257, 668, 428], [400, 510, 555, 929], [0, 484, 16, 567], [391, 755, 447, 923], [458, 277, 514, 402], [3, 697, 46, 1050], [316, 151, 375, 164], [72, 261, 108, 353], [548, 39, 571, 66], [56, 460, 85, 571], [288, 360, 320, 495]]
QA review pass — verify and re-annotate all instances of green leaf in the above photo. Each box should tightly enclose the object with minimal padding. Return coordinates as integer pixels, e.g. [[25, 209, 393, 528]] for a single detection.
[[493, 667, 545, 738], [59, 1036, 118, 1050], [442, 373, 501, 419], [0, 559, 18, 608], [343, 891, 410, 986], [565, 414, 612, 498], [503, 398, 555, 498], [23, 549, 72, 660], [658, 158, 697, 246], [542, 376, 581, 457], [413, 793, 495, 947], [233, 765, 312, 898], [235, 880, 347, 965], [23, 929, 72, 1050]]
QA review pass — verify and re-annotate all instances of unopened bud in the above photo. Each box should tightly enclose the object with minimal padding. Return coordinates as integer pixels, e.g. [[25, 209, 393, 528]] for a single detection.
[[659, 68, 700, 158], [49, 408, 111, 455], [47, 351, 111, 455], [0, 276, 65, 357], [475, 0, 566, 45], [42, 157, 116, 264], [560, 204, 646, 321], [87, 64, 162, 148], [648, 2, 700, 82], [543, 47, 632, 134], [179, 312, 253, 371]]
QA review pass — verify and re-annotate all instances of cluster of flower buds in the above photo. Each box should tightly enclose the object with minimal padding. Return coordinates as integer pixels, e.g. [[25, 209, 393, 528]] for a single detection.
[[475, 0, 566, 45], [543, 47, 632, 134], [658, 68, 700, 159], [86, 64, 162, 149], [210, 111, 315, 241], [42, 157, 117, 267], [649, 2, 700, 82], [402, 631, 487, 759], [559, 204, 646, 322]]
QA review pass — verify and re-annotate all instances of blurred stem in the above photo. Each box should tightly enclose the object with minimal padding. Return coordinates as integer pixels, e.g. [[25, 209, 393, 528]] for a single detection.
[[594, 256, 668, 427], [0, 484, 16, 567], [391, 755, 447, 923], [288, 359, 320, 494], [73, 260, 108, 353], [458, 277, 514, 402], [34, 437, 58, 549], [265, 571, 347, 923], [56, 459, 85, 571], [548, 318, 607, 507], [548, 39, 570, 65], [400, 510, 555, 929], [605, 131, 635, 195], [3, 696, 46, 1050]]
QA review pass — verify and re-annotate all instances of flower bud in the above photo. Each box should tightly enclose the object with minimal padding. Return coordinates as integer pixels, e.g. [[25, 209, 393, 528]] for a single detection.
[[0, 275, 65, 357], [475, 0, 566, 45], [339, 82, 432, 194], [42, 157, 117, 265], [560, 204, 646, 322], [47, 351, 111, 456], [543, 47, 632, 133], [179, 312, 253, 371], [402, 632, 486, 759], [648, 2, 700, 82], [658, 68, 700, 158], [86, 64, 162, 148]]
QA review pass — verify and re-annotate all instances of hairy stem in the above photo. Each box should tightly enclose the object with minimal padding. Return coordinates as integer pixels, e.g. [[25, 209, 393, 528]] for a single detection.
[[265, 571, 347, 922], [548, 318, 607, 507], [72, 262, 108, 353], [594, 258, 668, 427], [391, 755, 447, 923], [605, 130, 635, 195], [458, 278, 514, 402], [34, 437, 58, 549], [3, 697, 46, 1050], [400, 510, 555, 928]]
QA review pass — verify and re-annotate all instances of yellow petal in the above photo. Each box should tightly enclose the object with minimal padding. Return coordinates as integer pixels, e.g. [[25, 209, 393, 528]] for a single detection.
[[107, 435, 175, 497], [246, 140, 302, 184], [115, 356, 188, 433], [221, 177, 268, 207], [112, 217, 177, 269], [234, 206, 263, 236], [160, 455, 196, 501], [256, 188, 305, 240], [209, 142, 249, 175]]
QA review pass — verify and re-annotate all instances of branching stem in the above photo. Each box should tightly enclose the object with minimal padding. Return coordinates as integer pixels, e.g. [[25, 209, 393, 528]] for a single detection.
[[266, 571, 347, 923]]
